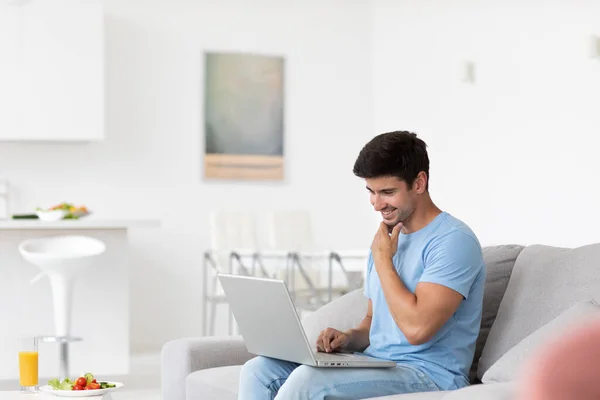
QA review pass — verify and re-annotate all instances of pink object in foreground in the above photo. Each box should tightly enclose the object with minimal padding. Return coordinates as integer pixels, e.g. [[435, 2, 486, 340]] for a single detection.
[[519, 316, 600, 400]]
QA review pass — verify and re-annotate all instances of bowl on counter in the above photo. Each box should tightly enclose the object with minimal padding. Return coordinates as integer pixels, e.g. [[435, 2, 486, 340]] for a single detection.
[[35, 209, 68, 221]]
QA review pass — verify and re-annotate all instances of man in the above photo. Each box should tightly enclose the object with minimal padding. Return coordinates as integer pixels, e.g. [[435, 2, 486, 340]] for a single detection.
[[238, 131, 485, 399]]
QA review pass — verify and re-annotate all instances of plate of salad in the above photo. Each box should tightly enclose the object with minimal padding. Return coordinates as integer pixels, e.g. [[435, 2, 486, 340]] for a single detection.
[[40, 373, 124, 397], [35, 202, 91, 221]]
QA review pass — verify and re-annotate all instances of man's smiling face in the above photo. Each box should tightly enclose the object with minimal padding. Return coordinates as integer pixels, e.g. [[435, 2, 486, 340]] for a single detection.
[[366, 176, 417, 230]]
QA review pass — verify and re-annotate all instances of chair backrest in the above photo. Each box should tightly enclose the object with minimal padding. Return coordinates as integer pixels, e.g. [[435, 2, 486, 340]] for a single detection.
[[266, 209, 314, 252], [208, 210, 259, 277], [265, 209, 328, 302], [209, 210, 258, 253]]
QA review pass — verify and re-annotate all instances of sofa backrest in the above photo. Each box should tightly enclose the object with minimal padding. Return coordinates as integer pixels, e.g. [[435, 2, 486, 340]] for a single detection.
[[470, 244, 524, 382], [477, 243, 600, 380]]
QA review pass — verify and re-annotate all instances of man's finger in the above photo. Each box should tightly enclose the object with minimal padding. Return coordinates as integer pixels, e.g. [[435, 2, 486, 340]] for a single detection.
[[320, 331, 328, 350], [324, 330, 336, 352], [316, 341, 324, 352], [379, 221, 388, 234], [324, 334, 332, 352], [329, 336, 343, 351], [391, 222, 403, 240]]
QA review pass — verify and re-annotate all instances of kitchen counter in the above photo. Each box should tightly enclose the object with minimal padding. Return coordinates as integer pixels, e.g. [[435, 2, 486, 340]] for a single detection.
[[0, 218, 161, 230], [0, 218, 160, 379]]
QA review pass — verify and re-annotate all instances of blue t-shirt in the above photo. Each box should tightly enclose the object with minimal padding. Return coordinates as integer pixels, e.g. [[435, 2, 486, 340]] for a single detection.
[[363, 212, 485, 390]]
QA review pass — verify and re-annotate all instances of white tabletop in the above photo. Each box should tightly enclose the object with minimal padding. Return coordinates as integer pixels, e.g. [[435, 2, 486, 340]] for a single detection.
[[0, 392, 51, 399], [0, 219, 160, 230], [0, 391, 118, 399]]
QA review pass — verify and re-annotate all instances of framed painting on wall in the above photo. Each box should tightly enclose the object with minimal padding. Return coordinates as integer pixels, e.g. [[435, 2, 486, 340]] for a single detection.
[[203, 51, 285, 181]]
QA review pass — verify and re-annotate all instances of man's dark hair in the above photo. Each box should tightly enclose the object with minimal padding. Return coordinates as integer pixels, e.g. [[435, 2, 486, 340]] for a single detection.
[[353, 131, 430, 190]]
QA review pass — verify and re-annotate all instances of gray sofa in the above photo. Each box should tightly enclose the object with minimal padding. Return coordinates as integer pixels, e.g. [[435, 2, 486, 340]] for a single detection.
[[161, 243, 600, 400]]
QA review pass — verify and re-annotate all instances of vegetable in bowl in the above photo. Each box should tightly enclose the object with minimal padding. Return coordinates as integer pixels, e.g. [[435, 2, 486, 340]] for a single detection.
[[48, 373, 116, 391], [36, 202, 90, 220]]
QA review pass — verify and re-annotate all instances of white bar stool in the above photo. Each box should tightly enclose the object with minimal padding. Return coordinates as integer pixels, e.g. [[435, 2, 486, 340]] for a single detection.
[[19, 235, 106, 379]]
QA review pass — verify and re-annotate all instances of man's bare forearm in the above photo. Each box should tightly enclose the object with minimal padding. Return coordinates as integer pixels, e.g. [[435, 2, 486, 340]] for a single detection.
[[345, 317, 371, 352], [374, 256, 422, 339]]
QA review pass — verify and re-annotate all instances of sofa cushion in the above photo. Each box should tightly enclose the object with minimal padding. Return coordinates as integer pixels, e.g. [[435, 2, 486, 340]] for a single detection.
[[482, 299, 600, 384], [477, 243, 600, 379], [469, 245, 524, 383], [301, 288, 368, 346], [380, 382, 515, 399], [377, 390, 447, 399], [186, 365, 241, 400], [440, 382, 515, 399]]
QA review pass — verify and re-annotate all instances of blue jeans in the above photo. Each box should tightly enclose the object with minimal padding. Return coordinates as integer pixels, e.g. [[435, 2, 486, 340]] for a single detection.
[[238, 356, 440, 400]]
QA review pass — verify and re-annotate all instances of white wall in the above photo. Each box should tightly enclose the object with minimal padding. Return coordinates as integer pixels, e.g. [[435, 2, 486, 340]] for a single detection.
[[4, 0, 598, 355], [372, 0, 600, 248], [0, 0, 374, 351]]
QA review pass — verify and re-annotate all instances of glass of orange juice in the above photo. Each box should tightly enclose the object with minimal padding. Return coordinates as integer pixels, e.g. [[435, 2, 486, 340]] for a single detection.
[[18, 336, 39, 393]]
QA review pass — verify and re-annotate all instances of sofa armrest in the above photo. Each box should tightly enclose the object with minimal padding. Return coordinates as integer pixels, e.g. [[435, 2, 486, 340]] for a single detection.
[[161, 335, 255, 400]]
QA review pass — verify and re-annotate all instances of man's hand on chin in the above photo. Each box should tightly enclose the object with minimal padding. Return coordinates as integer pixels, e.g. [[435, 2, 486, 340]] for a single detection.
[[371, 221, 402, 269]]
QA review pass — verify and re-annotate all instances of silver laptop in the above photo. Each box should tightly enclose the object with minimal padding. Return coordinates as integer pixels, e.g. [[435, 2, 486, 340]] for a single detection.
[[218, 273, 396, 368]]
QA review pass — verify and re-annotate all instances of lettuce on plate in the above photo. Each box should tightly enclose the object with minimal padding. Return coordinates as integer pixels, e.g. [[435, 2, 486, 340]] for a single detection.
[[48, 378, 74, 390]]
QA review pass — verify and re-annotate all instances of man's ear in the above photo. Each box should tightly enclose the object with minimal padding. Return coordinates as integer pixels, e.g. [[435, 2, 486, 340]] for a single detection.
[[414, 171, 428, 194]]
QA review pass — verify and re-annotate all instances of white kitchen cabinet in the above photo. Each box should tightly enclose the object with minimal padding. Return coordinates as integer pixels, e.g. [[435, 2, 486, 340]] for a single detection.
[[0, 0, 104, 141]]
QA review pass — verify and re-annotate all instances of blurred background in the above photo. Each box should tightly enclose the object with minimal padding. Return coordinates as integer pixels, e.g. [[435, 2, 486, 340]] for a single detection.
[[0, 0, 599, 392]]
